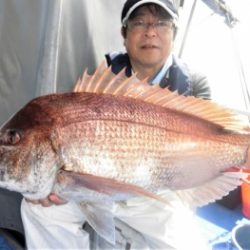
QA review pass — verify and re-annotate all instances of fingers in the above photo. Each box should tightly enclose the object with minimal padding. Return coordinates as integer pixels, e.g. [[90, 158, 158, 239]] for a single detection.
[[25, 198, 40, 205], [25, 193, 67, 207], [49, 193, 67, 205], [39, 198, 54, 207], [25, 197, 52, 207]]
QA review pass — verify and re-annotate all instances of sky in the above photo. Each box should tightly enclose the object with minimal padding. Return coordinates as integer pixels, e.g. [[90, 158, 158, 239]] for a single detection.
[[175, 0, 250, 119]]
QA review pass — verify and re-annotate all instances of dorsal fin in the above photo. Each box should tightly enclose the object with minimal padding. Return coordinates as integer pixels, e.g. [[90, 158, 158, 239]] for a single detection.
[[73, 62, 250, 133]]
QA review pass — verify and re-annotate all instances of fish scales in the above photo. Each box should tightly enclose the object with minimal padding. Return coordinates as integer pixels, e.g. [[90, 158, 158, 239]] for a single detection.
[[1, 90, 250, 193], [20, 92, 223, 136], [36, 92, 248, 190], [1, 64, 250, 243]]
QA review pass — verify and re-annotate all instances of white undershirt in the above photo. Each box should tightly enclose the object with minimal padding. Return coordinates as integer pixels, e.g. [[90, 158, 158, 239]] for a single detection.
[[131, 54, 173, 85], [151, 54, 173, 84]]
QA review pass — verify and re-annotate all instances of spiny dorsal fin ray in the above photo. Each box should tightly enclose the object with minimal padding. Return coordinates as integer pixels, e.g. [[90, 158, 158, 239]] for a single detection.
[[74, 62, 249, 132]]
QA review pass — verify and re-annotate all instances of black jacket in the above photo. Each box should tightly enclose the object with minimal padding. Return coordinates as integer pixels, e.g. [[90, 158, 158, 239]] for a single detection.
[[105, 52, 211, 99]]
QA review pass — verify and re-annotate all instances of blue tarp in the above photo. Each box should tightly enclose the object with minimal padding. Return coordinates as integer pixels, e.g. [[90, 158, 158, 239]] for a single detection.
[[0, 236, 14, 250]]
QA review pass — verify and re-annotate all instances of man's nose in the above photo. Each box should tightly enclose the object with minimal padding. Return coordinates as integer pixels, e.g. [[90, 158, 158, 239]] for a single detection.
[[144, 24, 157, 36]]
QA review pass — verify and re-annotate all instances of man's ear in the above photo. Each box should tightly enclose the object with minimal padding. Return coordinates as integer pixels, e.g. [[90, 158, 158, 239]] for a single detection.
[[121, 27, 127, 47], [172, 24, 178, 40], [121, 26, 126, 39]]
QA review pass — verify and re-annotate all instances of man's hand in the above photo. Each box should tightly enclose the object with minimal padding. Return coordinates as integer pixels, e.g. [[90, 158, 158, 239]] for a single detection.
[[25, 193, 67, 207]]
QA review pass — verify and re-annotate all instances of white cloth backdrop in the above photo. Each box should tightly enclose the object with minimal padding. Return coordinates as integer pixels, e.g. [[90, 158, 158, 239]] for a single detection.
[[0, 0, 124, 237], [0, 0, 125, 126]]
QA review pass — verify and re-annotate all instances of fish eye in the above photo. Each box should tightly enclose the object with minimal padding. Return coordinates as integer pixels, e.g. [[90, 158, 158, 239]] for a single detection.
[[5, 129, 21, 145]]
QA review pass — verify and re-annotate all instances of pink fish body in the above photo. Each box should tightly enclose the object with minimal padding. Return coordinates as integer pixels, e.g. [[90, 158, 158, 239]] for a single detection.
[[0, 63, 250, 243]]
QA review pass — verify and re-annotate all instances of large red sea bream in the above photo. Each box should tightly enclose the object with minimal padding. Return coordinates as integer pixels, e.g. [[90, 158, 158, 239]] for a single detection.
[[0, 63, 250, 243]]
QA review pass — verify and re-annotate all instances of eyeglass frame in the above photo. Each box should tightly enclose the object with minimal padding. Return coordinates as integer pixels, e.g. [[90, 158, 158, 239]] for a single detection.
[[124, 18, 175, 34]]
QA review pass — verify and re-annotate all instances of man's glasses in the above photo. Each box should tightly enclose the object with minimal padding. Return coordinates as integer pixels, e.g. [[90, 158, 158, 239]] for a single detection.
[[126, 19, 174, 34]]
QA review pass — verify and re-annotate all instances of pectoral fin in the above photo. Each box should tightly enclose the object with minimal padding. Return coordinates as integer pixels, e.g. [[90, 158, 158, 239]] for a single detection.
[[57, 170, 169, 204]]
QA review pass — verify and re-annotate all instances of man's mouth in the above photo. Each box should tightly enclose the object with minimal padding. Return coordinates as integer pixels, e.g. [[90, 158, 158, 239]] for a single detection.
[[141, 44, 159, 49]]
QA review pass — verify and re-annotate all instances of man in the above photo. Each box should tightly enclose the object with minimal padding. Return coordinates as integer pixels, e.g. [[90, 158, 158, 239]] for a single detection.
[[106, 0, 210, 98], [21, 0, 211, 249]]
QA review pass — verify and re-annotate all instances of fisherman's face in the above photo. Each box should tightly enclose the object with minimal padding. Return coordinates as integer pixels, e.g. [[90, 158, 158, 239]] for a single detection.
[[123, 5, 175, 70]]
